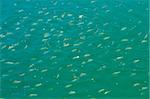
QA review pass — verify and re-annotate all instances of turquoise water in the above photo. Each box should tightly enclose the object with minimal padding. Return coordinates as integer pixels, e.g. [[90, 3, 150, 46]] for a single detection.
[[0, 0, 149, 99]]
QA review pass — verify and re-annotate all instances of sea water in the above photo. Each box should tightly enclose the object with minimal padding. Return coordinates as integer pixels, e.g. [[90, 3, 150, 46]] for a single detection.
[[0, 0, 149, 98]]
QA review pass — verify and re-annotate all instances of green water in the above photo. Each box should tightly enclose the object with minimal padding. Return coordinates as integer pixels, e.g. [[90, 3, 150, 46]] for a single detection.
[[0, 0, 149, 99]]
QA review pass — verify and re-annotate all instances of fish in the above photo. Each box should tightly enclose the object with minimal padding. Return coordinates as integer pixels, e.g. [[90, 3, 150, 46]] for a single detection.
[[1, 0, 148, 98]]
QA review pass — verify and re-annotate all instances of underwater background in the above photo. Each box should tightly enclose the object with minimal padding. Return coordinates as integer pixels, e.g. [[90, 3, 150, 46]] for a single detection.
[[0, 0, 149, 99]]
